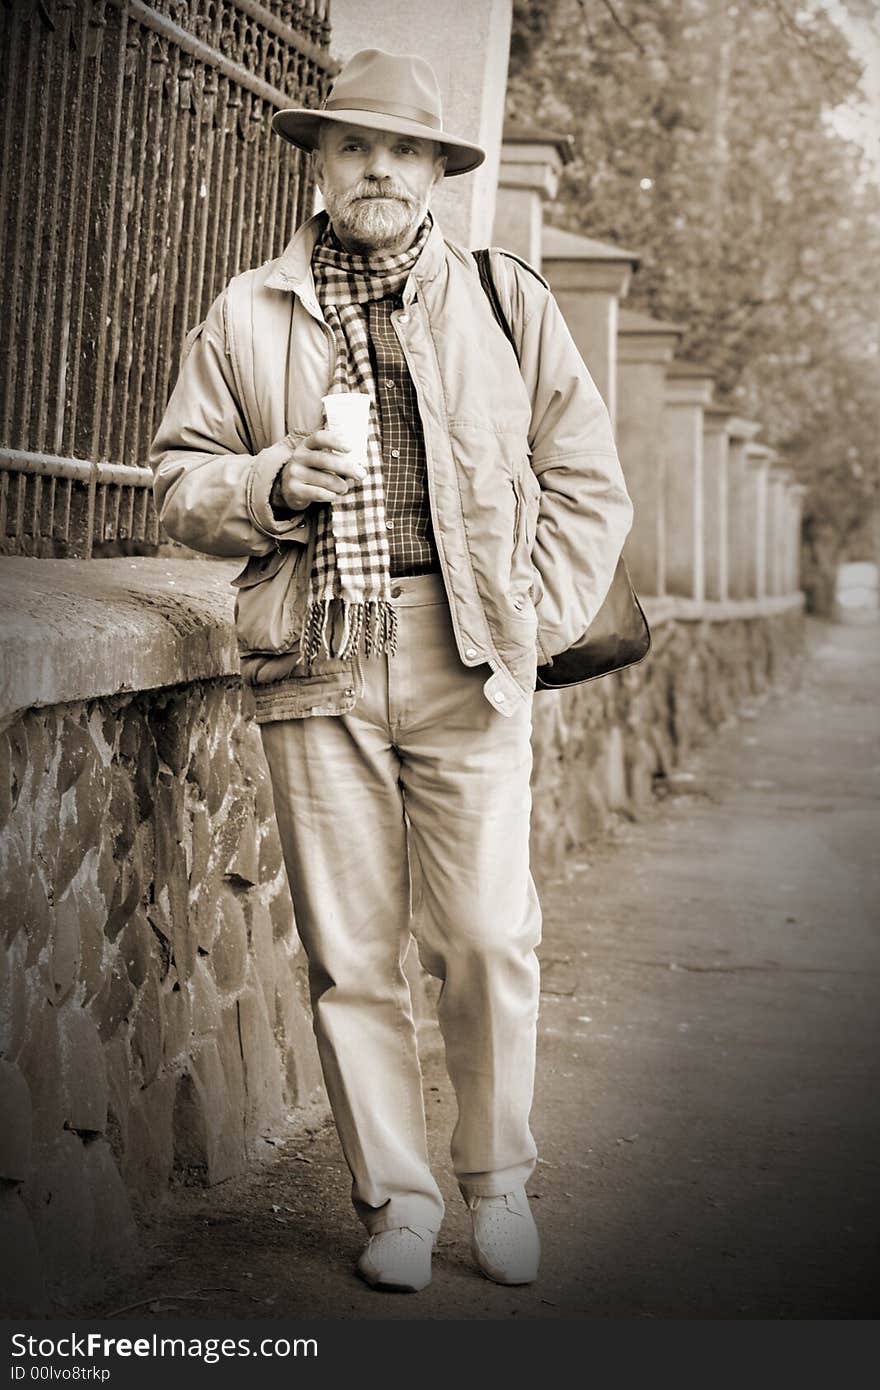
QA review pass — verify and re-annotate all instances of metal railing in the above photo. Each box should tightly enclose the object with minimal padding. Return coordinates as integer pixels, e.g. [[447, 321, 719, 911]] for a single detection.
[[0, 0, 335, 556]]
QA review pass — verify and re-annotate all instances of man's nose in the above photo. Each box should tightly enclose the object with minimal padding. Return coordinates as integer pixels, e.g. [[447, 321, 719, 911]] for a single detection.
[[364, 144, 394, 178]]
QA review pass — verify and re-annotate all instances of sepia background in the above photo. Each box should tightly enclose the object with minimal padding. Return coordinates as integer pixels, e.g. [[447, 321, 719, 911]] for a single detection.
[[0, 0, 878, 1320]]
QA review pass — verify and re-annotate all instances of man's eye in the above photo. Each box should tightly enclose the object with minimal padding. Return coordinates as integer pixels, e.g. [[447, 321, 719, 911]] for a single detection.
[[395, 144, 417, 155]]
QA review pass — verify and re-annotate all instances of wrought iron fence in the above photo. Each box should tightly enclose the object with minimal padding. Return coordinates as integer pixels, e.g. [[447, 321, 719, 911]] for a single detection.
[[0, 0, 335, 556]]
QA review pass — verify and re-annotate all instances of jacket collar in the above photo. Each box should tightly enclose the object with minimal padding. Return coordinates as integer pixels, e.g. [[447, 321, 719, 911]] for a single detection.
[[264, 208, 447, 313]]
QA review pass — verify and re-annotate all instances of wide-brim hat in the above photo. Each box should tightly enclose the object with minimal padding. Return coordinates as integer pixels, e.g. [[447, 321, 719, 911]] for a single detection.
[[272, 48, 486, 177]]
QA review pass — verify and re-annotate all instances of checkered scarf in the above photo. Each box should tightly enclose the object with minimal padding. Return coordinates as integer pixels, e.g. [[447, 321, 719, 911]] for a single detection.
[[302, 215, 432, 664]]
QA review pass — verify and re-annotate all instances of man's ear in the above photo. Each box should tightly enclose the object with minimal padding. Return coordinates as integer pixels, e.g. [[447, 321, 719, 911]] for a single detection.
[[432, 152, 447, 188]]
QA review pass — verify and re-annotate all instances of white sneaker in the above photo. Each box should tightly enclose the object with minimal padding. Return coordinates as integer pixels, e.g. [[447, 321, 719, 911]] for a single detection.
[[468, 1188, 540, 1285], [356, 1225, 435, 1292]]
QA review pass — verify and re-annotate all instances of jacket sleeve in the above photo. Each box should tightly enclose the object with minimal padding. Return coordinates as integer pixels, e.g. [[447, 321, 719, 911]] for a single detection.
[[492, 253, 634, 665], [149, 289, 310, 558]]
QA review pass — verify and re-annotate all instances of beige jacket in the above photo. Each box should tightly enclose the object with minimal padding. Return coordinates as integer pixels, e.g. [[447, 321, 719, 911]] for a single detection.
[[150, 213, 633, 723]]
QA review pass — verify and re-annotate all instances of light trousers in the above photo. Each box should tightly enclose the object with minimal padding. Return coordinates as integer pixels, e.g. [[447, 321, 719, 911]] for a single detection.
[[260, 573, 542, 1234]]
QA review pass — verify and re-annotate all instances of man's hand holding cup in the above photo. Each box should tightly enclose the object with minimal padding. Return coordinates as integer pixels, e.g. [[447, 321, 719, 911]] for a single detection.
[[272, 392, 370, 511]]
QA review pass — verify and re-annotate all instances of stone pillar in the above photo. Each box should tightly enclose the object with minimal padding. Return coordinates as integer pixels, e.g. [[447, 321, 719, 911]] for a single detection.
[[786, 483, 807, 594], [616, 309, 682, 597], [492, 130, 573, 266], [726, 417, 762, 599], [746, 443, 774, 600], [662, 364, 715, 601], [328, 0, 513, 248], [541, 226, 639, 426], [703, 407, 733, 602], [766, 467, 792, 597]]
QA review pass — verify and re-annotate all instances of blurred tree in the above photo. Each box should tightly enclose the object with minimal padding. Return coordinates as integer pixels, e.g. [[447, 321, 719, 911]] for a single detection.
[[507, 0, 880, 609]]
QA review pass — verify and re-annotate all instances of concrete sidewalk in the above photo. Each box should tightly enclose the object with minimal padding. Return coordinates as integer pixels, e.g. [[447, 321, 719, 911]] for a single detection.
[[79, 616, 880, 1320]]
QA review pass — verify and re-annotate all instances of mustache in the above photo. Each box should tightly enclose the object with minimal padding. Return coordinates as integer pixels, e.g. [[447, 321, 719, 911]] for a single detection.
[[343, 180, 416, 207]]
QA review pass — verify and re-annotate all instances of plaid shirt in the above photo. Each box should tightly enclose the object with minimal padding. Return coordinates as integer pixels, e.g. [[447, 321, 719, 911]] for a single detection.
[[366, 295, 439, 577]]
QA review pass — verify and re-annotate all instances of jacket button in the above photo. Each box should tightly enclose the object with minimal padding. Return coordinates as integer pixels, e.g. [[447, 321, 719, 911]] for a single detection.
[[344, 688, 355, 698], [465, 647, 478, 659], [399, 313, 409, 324], [391, 585, 402, 598], [513, 597, 525, 610], [492, 691, 506, 703]]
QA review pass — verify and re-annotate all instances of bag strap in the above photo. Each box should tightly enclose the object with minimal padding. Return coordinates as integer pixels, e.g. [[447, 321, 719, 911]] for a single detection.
[[474, 248, 520, 366]]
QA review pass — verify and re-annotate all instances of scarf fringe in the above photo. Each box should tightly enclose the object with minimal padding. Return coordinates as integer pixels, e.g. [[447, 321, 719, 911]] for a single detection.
[[301, 598, 399, 664]]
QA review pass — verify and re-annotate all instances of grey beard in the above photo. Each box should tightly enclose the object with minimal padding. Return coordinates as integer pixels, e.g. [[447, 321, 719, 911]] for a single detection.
[[326, 191, 426, 252]]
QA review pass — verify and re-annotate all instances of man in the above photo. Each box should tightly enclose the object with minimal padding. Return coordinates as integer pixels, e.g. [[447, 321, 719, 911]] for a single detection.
[[151, 48, 632, 1294]]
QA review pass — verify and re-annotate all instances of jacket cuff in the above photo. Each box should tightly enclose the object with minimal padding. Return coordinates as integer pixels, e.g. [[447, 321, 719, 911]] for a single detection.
[[247, 443, 310, 541], [269, 468, 312, 527]]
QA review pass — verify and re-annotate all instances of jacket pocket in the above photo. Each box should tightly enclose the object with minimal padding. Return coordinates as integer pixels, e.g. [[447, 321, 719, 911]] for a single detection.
[[510, 462, 543, 614], [230, 544, 308, 655], [517, 460, 541, 549]]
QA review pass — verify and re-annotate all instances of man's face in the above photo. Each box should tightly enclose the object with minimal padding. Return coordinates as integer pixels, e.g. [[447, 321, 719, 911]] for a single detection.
[[314, 123, 445, 255]]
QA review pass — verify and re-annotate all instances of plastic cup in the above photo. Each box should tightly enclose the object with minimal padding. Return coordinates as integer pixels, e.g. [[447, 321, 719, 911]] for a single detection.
[[322, 391, 370, 470]]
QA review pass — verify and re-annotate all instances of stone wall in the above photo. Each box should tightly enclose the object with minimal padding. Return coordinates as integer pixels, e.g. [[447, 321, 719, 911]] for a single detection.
[[0, 675, 323, 1317], [530, 606, 806, 872]]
